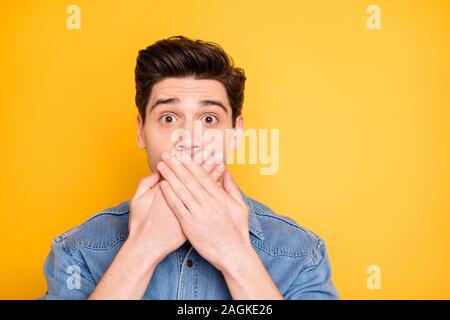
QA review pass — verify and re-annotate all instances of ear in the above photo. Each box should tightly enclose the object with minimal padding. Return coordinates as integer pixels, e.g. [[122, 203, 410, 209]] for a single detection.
[[136, 114, 146, 149], [230, 116, 244, 150]]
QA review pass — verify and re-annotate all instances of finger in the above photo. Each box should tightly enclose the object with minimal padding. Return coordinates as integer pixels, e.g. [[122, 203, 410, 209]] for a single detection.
[[156, 160, 202, 212], [210, 162, 226, 181], [162, 152, 210, 203], [200, 148, 214, 172], [223, 170, 245, 206], [193, 141, 215, 165], [182, 159, 226, 197], [202, 149, 224, 174], [160, 180, 191, 223], [132, 172, 160, 201]]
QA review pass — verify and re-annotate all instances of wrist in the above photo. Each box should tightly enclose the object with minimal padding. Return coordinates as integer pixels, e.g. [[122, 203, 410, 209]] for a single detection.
[[120, 236, 166, 274], [220, 240, 258, 280]]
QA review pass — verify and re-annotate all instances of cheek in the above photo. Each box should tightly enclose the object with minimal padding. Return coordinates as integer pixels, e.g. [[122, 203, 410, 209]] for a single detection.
[[145, 126, 177, 168]]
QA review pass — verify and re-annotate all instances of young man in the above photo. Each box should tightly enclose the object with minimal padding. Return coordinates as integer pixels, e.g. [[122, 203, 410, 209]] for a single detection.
[[41, 36, 339, 300]]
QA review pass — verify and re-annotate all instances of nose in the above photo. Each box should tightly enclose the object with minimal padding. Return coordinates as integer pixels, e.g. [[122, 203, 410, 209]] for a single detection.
[[174, 142, 200, 157], [173, 119, 203, 157]]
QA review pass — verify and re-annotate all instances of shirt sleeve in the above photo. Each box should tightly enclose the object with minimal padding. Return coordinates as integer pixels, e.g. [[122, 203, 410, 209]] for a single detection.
[[284, 241, 339, 300], [39, 240, 96, 300]]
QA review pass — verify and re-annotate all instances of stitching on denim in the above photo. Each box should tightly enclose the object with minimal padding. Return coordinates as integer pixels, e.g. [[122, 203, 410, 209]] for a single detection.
[[250, 237, 316, 258], [56, 208, 129, 243], [250, 201, 312, 233], [66, 234, 128, 254]]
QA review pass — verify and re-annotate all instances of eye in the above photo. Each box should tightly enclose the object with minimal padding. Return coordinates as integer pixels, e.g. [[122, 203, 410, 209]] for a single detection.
[[159, 113, 177, 125], [201, 114, 219, 126]]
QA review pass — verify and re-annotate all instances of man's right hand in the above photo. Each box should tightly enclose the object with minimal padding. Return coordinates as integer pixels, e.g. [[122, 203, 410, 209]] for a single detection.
[[126, 148, 225, 264], [89, 148, 224, 299]]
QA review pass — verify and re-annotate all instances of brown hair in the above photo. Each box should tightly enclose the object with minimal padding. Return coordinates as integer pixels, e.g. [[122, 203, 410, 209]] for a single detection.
[[134, 36, 246, 126]]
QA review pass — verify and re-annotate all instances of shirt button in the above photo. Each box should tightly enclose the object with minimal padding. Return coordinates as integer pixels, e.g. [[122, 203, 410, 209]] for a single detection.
[[187, 259, 193, 267]]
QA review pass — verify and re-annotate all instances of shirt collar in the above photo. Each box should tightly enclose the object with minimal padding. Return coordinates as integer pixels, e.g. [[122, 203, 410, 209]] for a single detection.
[[239, 189, 265, 241]]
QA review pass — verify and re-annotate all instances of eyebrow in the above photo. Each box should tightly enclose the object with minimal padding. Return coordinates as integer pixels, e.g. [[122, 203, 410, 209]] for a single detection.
[[150, 97, 228, 113]]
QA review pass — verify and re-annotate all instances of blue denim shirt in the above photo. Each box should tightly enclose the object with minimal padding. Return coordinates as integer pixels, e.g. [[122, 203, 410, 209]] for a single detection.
[[41, 191, 339, 300]]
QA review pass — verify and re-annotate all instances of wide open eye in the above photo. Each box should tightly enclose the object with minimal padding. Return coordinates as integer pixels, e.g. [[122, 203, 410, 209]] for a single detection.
[[200, 114, 219, 126], [159, 113, 178, 126]]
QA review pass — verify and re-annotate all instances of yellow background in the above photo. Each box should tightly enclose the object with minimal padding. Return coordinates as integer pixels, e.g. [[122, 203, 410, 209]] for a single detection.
[[1, 0, 449, 299]]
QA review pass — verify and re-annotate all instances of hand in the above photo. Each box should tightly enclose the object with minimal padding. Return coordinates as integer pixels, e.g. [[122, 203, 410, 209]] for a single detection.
[[127, 147, 225, 262], [157, 151, 252, 273], [88, 147, 229, 300]]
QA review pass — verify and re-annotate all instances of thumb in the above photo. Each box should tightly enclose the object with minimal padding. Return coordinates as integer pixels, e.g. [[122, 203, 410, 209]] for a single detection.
[[133, 171, 160, 201]]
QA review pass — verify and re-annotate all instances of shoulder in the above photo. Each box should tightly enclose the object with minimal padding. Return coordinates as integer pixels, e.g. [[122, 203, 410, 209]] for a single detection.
[[246, 196, 325, 261], [53, 201, 130, 256]]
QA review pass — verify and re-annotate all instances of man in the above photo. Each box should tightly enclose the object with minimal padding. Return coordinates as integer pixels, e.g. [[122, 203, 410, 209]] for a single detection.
[[41, 36, 339, 300]]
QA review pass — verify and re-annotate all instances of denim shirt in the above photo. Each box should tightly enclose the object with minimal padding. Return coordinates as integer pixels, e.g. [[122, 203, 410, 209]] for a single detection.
[[41, 191, 339, 300]]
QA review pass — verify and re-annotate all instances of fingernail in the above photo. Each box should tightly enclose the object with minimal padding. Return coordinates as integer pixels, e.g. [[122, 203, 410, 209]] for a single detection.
[[215, 152, 223, 164], [157, 161, 166, 170], [202, 150, 209, 161]]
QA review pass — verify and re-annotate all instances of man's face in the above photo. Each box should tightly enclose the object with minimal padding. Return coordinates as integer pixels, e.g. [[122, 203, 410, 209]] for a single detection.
[[137, 77, 243, 172]]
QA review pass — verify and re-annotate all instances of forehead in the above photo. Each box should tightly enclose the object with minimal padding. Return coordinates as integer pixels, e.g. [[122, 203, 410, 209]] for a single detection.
[[150, 77, 229, 103]]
